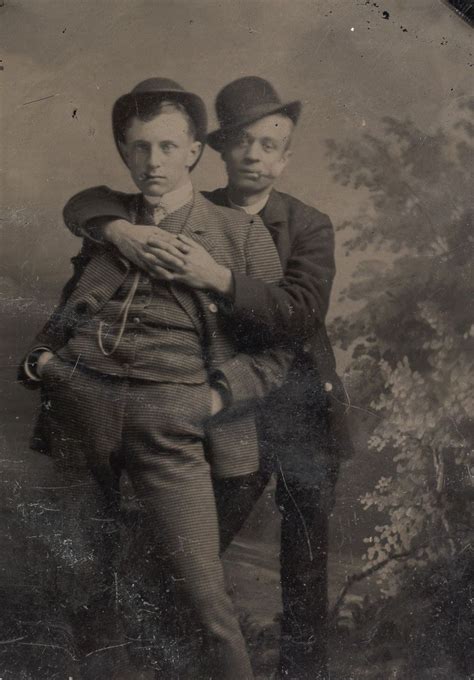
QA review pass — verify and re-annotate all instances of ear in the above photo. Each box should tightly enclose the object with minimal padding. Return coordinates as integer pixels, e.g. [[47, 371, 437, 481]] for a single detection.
[[271, 148, 292, 180], [186, 140, 202, 168], [281, 147, 292, 169]]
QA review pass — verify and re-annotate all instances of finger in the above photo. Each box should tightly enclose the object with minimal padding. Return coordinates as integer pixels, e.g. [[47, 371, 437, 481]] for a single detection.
[[177, 234, 196, 248], [175, 240, 190, 254], [143, 226, 176, 243], [146, 237, 186, 259], [131, 251, 167, 276], [147, 264, 176, 281], [143, 249, 185, 272], [125, 254, 155, 274]]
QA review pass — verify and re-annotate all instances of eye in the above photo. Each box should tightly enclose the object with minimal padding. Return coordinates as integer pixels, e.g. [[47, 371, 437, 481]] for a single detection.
[[161, 142, 177, 153], [262, 140, 276, 152], [233, 133, 250, 148], [133, 141, 149, 152]]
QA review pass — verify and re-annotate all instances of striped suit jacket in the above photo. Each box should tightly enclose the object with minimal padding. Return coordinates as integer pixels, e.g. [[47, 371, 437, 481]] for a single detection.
[[21, 192, 292, 478], [61, 185, 354, 464]]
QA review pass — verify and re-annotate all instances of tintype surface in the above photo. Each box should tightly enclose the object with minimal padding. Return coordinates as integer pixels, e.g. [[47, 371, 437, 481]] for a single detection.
[[1, 2, 472, 679]]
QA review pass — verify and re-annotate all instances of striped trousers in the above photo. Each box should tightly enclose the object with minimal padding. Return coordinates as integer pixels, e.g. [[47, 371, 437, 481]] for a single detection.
[[40, 355, 253, 680]]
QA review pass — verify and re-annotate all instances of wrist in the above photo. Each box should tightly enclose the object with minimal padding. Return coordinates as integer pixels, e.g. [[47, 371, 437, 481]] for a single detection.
[[211, 265, 234, 297], [103, 219, 131, 246]]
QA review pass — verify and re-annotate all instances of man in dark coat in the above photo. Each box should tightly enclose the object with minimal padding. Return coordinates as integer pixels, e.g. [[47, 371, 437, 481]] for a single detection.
[[61, 77, 354, 680], [19, 78, 298, 680]]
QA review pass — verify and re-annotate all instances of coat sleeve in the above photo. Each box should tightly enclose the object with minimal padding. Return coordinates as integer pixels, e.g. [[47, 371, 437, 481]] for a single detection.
[[17, 242, 94, 389], [63, 185, 132, 239], [213, 346, 292, 407], [214, 215, 294, 405], [18, 305, 70, 389], [230, 205, 335, 343]]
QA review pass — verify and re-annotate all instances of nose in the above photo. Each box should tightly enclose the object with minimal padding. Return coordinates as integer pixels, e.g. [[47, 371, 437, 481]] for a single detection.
[[243, 140, 261, 162], [147, 145, 162, 169]]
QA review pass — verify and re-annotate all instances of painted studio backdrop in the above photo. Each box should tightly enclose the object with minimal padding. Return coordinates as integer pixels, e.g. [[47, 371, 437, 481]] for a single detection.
[[1, 1, 473, 678]]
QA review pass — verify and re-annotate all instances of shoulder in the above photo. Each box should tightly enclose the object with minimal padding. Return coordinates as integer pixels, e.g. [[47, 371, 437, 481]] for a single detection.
[[274, 190, 332, 227], [198, 192, 257, 232], [202, 186, 228, 207], [70, 185, 139, 204]]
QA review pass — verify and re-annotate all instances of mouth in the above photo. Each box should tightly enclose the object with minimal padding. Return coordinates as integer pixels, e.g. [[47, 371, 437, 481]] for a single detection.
[[144, 175, 166, 181], [239, 169, 262, 180]]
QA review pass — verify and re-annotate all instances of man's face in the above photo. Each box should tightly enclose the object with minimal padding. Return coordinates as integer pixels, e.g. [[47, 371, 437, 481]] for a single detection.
[[120, 111, 201, 196], [221, 114, 293, 197]]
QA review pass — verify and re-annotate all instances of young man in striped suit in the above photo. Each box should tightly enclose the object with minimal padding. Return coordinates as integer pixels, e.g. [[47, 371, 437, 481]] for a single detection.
[[20, 78, 295, 680]]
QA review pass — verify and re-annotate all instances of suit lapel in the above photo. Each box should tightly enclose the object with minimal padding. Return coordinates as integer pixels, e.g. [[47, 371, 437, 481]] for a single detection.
[[167, 192, 218, 339], [180, 192, 217, 254]]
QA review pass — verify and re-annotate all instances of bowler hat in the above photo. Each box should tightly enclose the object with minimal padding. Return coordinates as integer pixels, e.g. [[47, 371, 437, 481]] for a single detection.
[[207, 76, 301, 151], [112, 78, 208, 169]]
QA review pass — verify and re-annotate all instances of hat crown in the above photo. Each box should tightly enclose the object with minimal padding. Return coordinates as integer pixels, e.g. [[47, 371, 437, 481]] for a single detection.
[[131, 77, 186, 95], [207, 76, 301, 151], [215, 76, 282, 127]]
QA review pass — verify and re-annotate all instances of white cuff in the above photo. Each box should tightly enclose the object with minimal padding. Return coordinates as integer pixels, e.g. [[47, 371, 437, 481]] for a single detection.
[[23, 346, 52, 382]]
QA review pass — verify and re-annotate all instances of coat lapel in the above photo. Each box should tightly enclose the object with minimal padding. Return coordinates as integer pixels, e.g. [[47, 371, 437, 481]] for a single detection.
[[180, 192, 218, 255], [167, 192, 219, 339], [260, 190, 290, 266]]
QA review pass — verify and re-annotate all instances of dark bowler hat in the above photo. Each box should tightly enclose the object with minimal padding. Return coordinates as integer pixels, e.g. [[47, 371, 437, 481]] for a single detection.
[[112, 78, 208, 169], [207, 76, 301, 151]]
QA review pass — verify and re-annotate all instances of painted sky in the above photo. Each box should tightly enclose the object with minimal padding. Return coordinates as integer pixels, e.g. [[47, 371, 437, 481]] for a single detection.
[[1, 0, 472, 309]]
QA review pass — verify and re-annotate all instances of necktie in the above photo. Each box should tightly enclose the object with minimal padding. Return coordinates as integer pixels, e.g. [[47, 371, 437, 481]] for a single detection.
[[153, 204, 167, 226]]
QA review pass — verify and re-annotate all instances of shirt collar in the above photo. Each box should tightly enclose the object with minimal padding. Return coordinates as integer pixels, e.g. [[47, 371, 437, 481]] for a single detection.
[[228, 192, 271, 215], [144, 180, 194, 214]]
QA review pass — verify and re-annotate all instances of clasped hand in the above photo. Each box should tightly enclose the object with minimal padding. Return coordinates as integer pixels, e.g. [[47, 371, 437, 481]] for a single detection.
[[145, 231, 217, 289], [108, 221, 232, 294]]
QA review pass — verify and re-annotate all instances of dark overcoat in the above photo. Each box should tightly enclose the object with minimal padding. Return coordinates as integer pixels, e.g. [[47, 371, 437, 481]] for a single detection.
[[205, 187, 354, 467]]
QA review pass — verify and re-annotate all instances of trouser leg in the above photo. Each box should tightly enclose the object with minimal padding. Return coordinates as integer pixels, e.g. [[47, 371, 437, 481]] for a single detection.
[[49, 465, 128, 678], [124, 382, 254, 680], [213, 467, 331, 680], [41, 359, 129, 677], [276, 477, 330, 680], [213, 468, 271, 552]]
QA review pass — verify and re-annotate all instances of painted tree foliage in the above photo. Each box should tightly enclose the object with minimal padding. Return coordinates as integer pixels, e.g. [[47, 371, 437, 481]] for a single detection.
[[327, 101, 473, 597]]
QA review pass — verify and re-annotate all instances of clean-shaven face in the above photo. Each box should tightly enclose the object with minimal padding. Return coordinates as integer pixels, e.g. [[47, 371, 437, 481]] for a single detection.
[[221, 113, 293, 197], [120, 111, 201, 197]]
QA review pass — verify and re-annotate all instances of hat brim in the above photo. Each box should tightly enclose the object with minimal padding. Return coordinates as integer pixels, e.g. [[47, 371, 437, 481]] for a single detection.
[[112, 89, 208, 170], [207, 100, 301, 152]]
